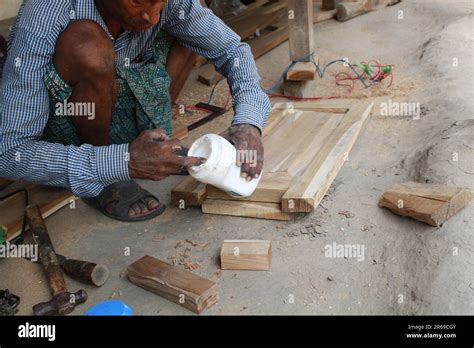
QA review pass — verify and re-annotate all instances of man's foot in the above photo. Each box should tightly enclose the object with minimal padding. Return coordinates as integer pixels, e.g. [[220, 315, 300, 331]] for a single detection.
[[107, 195, 160, 218], [85, 181, 166, 222]]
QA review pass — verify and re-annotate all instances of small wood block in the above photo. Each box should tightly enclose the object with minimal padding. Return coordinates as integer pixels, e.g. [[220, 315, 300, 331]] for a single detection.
[[286, 62, 317, 81], [202, 199, 290, 221], [127, 255, 218, 314], [170, 177, 207, 207], [378, 182, 473, 227], [220, 240, 272, 270]]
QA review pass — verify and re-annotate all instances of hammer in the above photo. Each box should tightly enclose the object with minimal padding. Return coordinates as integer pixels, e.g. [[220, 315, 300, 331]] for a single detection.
[[25, 205, 88, 316]]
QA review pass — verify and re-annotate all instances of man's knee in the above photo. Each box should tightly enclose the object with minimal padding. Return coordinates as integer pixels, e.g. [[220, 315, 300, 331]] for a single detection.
[[53, 20, 115, 85]]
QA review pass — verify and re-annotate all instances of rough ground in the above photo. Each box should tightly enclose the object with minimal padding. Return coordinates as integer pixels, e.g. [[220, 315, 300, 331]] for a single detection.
[[1, 0, 473, 315]]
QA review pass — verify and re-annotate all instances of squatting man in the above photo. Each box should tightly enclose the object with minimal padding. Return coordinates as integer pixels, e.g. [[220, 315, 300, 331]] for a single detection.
[[0, 0, 270, 221]]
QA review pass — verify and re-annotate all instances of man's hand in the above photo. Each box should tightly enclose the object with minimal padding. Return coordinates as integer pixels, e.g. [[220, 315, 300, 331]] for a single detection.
[[128, 129, 204, 180], [221, 124, 264, 181]]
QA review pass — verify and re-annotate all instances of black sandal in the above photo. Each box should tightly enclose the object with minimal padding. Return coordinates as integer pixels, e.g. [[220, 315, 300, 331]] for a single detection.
[[85, 181, 166, 222]]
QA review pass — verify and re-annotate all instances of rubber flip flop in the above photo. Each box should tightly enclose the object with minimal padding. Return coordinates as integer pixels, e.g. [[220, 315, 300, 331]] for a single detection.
[[84, 181, 166, 222]]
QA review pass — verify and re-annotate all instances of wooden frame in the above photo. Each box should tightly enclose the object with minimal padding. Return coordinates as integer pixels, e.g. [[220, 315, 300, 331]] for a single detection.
[[171, 98, 375, 220]]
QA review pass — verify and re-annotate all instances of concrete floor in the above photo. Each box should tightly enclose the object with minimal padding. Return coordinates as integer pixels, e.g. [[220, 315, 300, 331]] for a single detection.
[[1, 0, 473, 315]]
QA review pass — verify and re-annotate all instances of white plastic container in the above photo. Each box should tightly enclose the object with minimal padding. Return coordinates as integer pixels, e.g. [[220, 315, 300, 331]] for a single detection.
[[188, 134, 262, 198]]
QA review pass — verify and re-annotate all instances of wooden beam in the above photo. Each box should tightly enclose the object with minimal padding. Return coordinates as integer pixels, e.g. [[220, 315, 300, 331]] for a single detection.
[[127, 256, 218, 314], [379, 182, 473, 227], [281, 100, 374, 213], [288, 0, 314, 62], [202, 199, 290, 221], [220, 240, 272, 270]]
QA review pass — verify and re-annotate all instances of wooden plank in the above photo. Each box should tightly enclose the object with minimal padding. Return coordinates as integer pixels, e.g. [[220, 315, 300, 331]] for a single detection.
[[220, 240, 272, 270], [197, 14, 289, 87], [249, 21, 289, 59], [286, 61, 317, 81], [281, 100, 374, 212], [272, 99, 353, 113], [206, 172, 292, 203], [127, 256, 218, 314], [288, 0, 314, 62], [230, 0, 288, 40], [263, 110, 345, 176], [202, 199, 290, 221], [378, 182, 473, 227], [170, 176, 207, 207], [0, 183, 75, 242]]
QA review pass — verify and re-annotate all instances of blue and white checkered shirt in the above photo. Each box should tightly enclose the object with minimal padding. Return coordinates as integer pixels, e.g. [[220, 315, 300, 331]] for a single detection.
[[0, 0, 271, 198]]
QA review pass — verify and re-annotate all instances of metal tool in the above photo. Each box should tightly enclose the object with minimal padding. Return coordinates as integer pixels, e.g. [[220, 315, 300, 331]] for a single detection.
[[25, 205, 87, 316], [0, 289, 20, 316]]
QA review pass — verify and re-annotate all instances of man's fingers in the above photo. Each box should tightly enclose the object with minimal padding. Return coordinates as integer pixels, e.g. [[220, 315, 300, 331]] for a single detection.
[[146, 128, 169, 142], [177, 155, 206, 168], [248, 155, 263, 179]]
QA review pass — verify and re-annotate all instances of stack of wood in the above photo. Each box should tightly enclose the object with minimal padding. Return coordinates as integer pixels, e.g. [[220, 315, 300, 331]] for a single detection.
[[171, 98, 375, 220]]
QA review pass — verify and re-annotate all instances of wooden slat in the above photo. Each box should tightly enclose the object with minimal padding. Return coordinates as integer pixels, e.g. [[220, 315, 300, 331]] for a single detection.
[[263, 110, 345, 175], [281, 100, 374, 212], [127, 256, 218, 314], [202, 199, 290, 221], [229, 0, 288, 40], [272, 99, 353, 113]]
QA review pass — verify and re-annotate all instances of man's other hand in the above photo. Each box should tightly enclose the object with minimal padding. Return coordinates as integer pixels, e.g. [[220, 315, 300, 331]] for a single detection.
[[128, 129, 205, 180], [221, 124, 264, 181]]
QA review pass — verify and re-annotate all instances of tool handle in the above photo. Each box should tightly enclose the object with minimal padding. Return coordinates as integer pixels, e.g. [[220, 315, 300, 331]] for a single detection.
[[26, 205, 67, 296], [63, 259, 110, 287]]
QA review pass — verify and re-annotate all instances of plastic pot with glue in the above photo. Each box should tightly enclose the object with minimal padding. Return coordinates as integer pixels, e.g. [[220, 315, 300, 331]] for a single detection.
[[188, 134, 262, 198]]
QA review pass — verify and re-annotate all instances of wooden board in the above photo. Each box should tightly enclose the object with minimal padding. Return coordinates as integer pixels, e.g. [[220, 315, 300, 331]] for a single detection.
[[202, 199, 290, 221], [0, 183, 75, 242], [220, 240, 272, 270], [378, 182, 473, 227], [281, 100, 374, 212], [127, 255, 218, 314], [171, 98, 374, 219]]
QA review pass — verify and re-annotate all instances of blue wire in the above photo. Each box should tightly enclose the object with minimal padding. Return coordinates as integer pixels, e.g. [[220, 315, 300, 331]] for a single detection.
[[207, 52, 371, 103], [264, 52, 370, 93]]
